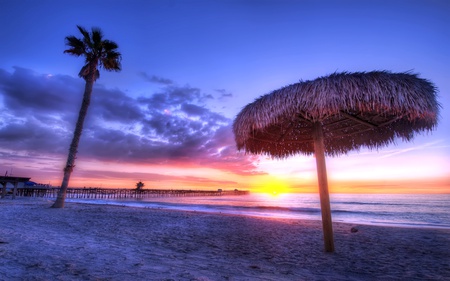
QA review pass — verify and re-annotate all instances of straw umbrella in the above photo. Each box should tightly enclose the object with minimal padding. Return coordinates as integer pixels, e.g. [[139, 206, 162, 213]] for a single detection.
[[233, 71, 440, 252]]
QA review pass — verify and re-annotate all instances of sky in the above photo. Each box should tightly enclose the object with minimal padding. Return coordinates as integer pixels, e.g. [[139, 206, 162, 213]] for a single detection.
[[0, 0, 449, 194]]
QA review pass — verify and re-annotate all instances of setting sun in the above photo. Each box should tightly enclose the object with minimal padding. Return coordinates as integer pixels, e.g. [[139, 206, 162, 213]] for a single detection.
[[255, 176, 291, 195]]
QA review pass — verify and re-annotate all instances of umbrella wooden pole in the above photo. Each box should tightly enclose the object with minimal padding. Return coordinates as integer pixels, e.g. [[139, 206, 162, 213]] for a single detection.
[[312, 122, 335, 253]]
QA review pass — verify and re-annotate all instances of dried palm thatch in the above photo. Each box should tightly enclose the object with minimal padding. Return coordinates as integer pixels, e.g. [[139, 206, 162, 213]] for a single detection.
[[233, 70, 440, 253], [234, 71, 439, 158]]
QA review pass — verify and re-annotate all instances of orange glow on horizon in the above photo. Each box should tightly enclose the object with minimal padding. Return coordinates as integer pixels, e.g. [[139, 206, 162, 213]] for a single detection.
[[4, 150, 449, 194]]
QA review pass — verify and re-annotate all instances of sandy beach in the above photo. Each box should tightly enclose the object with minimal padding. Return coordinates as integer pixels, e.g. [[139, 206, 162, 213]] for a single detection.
[[1, 198, 449, 281]]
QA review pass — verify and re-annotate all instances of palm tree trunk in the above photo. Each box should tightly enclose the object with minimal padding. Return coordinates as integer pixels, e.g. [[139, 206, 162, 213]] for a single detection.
[[52, 73, 95, 208]]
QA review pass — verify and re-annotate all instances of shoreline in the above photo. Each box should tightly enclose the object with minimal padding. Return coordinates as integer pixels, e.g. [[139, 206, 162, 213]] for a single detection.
[[63, 196, 450, 230], [1, 198, 449, 280]]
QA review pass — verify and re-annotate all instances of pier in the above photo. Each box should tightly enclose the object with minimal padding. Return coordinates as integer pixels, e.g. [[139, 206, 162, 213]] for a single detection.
[[0, 176, 31, 199], [10, 187, 249, 199]]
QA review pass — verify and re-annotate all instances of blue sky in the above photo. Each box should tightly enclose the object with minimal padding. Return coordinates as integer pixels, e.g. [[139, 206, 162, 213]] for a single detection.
[[0, 0, 449, 192]]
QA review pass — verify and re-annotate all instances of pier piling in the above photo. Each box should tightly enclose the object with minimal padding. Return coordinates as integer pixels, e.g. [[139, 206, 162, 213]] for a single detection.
[[9, 187, 249, 199]]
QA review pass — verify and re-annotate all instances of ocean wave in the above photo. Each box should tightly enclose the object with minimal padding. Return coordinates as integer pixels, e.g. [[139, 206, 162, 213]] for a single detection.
[[66, 194, 450, 229], [335, 201, 405, 206], [234, 205, 320, 214]]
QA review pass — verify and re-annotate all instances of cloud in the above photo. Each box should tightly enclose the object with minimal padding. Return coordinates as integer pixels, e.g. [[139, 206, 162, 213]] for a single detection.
[[0, 67, 260, 176], [139, 72, 174, 85], [378, 140, 445, 159], [91, 87, 145, 123], [77, 169, 239, 187], [181, 103, 209, 116], [0, 67, 81, 117], [215, 88, 233, 99]]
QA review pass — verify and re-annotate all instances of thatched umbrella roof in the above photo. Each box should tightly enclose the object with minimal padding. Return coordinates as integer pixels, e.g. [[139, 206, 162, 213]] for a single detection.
[[234, 71, 439, 158], [233, 71, 440, 252]]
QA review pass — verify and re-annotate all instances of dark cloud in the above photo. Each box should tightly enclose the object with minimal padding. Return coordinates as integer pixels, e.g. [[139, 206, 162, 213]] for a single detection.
[[0, 67, 81, 118], [181, 103, 208, 116], [137, 85, 211, 111], [215, 88, 233, 99], [139, 72, 174, 85], [91, 86, 145, 123], [0, 67, 260, 175], [0, 119, 70, 154]]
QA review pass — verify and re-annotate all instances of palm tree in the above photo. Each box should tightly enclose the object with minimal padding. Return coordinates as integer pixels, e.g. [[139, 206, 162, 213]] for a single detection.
[[52, 26, 121, 208], [136, 181, 145, 190]]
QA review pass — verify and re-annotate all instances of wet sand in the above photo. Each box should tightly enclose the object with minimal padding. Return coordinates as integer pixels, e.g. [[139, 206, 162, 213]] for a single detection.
[[1, 197, 449, 280]]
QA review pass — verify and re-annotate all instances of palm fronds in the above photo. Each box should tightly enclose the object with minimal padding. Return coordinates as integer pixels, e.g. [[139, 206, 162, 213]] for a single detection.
[[64, 25, 122, 81]]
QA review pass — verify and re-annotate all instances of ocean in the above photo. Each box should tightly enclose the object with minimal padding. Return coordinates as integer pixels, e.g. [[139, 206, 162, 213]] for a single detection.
[[67, 193, 450, 229]]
